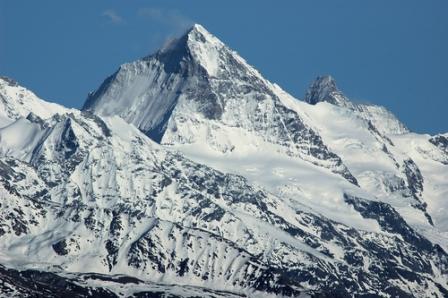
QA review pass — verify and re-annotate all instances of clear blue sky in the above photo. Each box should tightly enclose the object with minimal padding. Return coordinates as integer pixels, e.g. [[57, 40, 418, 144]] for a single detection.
[[1, 1, 447, 134]]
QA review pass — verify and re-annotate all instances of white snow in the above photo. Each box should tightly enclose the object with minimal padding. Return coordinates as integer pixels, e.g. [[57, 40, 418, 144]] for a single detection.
[[0, 77, 69, 125]]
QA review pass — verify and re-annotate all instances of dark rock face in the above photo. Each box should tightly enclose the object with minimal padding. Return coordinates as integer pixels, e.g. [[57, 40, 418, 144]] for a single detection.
[[0, 264, 256, 298], [0, 159, 48, 237], [81, 112, 112, 138], [58, 118, 79, 159], [403, 158, 424, 198], [0, 76, 18, 87], [430, 134, 448, 154], [145, 104, 177, 143], [304, 75, 350, 107], [0, 264, 117, 298], [400, 158, 434, 225], [26, 112, 47, 128], [344, 194, 432, 250], [52, 239, 69, 255]]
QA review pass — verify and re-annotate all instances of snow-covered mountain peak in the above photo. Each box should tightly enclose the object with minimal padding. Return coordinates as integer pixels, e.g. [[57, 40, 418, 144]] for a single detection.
[[147, 23, 224, 77], [304, 75, 353, 108], [0, 76, 70, 127], [186, 23, 219, 45], [83, 25, 362, 185], [157, 24, 218, 53], [309, 75, 337, 91], [184, 24, 225, 76], [189, 23, 208, 34], [83, 23, 266, 128], [304, 75, 409, 135], [82, 24, 235, 126]]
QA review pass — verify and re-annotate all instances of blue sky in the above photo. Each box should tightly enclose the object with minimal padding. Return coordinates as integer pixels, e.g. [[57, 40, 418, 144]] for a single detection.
[[0, 0, 447, 134]]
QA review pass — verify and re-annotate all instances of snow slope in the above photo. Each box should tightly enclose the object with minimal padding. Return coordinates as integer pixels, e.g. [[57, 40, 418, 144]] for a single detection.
[[1, 107, 447, 297], [0, 76, 69, 127], [275, 82, 448, 249]]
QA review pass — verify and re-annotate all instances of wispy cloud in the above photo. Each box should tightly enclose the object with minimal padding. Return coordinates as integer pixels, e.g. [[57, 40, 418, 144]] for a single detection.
[[137, 8, 193, 33], [102, 9, 125, 25]]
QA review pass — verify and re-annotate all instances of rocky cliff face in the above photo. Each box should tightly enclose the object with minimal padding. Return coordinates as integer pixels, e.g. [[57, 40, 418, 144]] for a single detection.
[[1, 25, 448, 297]]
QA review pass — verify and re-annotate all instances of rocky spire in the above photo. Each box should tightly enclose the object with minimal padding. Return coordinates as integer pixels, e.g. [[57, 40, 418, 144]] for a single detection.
[[304, 75, 352, 108]]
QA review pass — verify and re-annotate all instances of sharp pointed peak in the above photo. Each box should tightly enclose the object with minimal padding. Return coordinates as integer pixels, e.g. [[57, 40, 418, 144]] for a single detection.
[[187, 23, 208, 34], [304, 75, 352, 107], [155, 23, 221, 55], [310, 75, 338, 92], [184, 23, 216, 38], [184, 23, 222, 47], [145, 23, 225, 76]]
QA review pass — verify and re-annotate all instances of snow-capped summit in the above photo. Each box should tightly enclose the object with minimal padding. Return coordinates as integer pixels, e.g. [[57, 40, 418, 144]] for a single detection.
[[162, 23, 224, 77], [82, 23, 231, 139], [0, 76, 69, 127], [304, 75, 353, 108], [83, 23, 269, 134], [143, 23, 225, 78], [304, 75, 408, 135]]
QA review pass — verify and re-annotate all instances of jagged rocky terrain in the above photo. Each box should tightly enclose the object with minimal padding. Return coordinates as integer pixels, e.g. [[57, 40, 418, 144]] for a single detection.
[[0, 25, 448, 297]]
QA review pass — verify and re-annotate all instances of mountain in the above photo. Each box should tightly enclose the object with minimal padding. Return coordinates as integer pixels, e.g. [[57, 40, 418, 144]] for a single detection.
[[0, 76, 68, 126], [0, 24, 447, 297], [83, 24, 358, 186]]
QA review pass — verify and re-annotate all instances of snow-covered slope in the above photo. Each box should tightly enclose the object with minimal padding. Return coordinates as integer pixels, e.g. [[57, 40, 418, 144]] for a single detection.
[[0, 76, 69, 127], [304, 75, 409, 135], [297, 76, 448, 235], [1, 104, 447, 297], [276, 83, 448, 249], [1, 24, 448, 297]]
